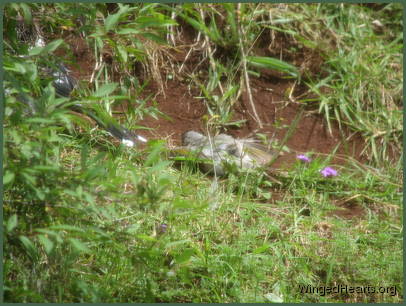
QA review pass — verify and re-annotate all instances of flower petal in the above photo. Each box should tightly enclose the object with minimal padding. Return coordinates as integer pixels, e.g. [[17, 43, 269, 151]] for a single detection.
[[320, 167, 338, 177], [297, 154, 311, 163]]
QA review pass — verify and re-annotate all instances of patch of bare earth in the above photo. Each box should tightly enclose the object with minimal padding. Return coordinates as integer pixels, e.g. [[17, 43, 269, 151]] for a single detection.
[[329, 198, 365, 220], [59, 28, 386, 223], [134, 74, 367, 169], [135, 81, 206, 145]]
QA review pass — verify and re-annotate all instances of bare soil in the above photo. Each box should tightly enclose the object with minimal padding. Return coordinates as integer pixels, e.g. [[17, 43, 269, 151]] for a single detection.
[[59, 28, 374, 220], [133, 74, 367, 170], [329, 198, 365, 220], [58, 29, 368, 166]]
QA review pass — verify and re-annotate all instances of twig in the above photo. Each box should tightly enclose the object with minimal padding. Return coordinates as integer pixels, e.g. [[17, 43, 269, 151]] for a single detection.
[[90, 47, 102, 84], [237, 3, 263, 128], [264, 172, 283, 185], [168, 9, 177, 46], [178, 31, 202, 74]]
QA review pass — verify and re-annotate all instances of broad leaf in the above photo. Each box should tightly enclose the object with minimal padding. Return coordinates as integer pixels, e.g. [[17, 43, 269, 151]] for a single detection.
[[246, 56, 299, 78]]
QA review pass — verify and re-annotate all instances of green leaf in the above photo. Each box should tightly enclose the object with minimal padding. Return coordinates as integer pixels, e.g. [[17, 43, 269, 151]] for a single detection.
[[173, 198, 191, 209], [68, 238, 91, 253], [19, 235, 39, 261], [49, 225, 85, 232], [135, 16, 177, 28], [125, 224, 141, 234], [104, 4, 134, 32], [37, 235, 54, 255], [175, 248, 195, 264], [3, 171, 15, 185], [246, 56, 299, 78], [93, 83, 118, 97], [28, 39, 64, 56], [36, 229, 63, 244], [145, 140, 166, 166], [25, 117, 55, 124], [248, 69, 261, 77], [137, 234, 157, 242], [140, 32, 167, 45], [20, 3, 32, 24], [32, 165, 59, 172], [208, 15, 222, 43], [150, 161, 172, 173], [117, 45, 128, 63], [95, 36, 104, 49], [253, 244, 271, 254], [35, 188, 46, 201], [224, 3, 238, 41], [4, 62, 26, 74], [6, 214, 18, 233], [180, 14, 210, 38], [105, 12, 123, 32], [21, 172, 36, 185], [165, 239, 190, 250], [117, 28, 141, 35], [80, 143, 89, 171]]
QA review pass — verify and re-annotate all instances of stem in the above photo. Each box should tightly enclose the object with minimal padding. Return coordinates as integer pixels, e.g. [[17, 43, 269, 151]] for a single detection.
[[237, 3, 263, 128]]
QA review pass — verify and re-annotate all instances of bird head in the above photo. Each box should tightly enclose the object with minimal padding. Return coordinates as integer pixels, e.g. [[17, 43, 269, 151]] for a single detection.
[[182, 130, 206, 147]]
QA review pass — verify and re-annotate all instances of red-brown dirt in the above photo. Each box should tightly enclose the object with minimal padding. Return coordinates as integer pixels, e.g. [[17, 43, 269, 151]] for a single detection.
[[58, 32, 369, 172], [134, 81, 206, 144], [50, 21, 398, 222], [133, 76, 367, 170], [329, 198, 365, 220], [54, 34, 95, 81]]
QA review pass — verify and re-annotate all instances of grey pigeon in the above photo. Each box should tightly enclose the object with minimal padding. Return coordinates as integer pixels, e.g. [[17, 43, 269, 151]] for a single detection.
[[182, 130, 276, 176]]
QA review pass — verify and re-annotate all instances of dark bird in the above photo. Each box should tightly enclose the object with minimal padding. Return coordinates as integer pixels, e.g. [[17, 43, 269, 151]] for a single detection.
[[8, 18, 146, 146], [51, 64, 147, 146]]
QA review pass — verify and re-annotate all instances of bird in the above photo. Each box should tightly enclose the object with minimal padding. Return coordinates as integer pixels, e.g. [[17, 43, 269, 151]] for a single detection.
[[50, 63, 147, 146], [50, 63, 77, 98], [181, 130, 277, 176], [9, 18, 146, 147]]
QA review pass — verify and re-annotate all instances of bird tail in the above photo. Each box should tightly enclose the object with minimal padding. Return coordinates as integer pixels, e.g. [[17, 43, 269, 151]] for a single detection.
[[71, 103, 147, 147]]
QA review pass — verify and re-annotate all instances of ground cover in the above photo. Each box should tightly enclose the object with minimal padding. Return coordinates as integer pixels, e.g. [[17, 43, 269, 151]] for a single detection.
[[3, 3, 403, 302]]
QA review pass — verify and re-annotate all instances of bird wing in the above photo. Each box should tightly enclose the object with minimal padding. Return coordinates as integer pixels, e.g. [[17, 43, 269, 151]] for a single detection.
[[241, 141, 276, 165]]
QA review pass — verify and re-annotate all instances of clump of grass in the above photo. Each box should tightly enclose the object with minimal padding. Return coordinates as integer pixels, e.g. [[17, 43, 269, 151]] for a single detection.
[[260, 3, 403, 165], [167, 3, 301, 130]]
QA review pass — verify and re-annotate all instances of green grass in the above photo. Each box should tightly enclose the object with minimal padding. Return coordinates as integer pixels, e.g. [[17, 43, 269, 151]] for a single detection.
[[4, 144, 402, 302], [3, 2, 403, 303], [267, 3, 403, 165]]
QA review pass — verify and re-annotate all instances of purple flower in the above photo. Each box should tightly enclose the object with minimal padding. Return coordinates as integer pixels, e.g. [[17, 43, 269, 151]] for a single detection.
[[297, 154, 311, 163], [158, 223, 168, 234], [320, 167, 338, 178]]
